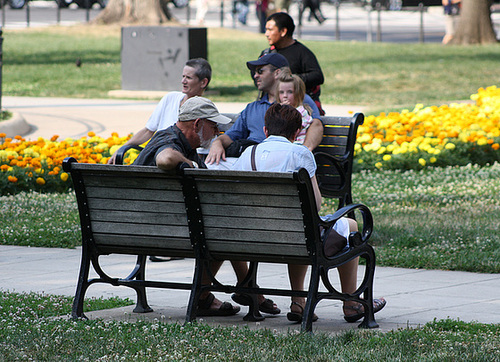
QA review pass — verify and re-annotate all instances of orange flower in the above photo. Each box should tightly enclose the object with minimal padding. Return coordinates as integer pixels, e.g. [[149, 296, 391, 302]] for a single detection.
[[87, 131, 96, 137], [36, 177, 46, 185], [7, 175, 18, 183], [492, 143, 500, 151], [50, 135, 59, 142]]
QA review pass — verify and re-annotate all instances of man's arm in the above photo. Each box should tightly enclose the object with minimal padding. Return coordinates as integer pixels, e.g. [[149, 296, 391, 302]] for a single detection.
[[155, 147, 195, 170], [107, 127, 154, 164], [205, 134, 234, 165], [303, 118, 323, 152]]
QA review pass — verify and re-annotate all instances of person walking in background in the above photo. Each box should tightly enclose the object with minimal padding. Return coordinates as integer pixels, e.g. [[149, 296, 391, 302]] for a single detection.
[[442, 0, 461, 44], [303, 0, 326, 24]]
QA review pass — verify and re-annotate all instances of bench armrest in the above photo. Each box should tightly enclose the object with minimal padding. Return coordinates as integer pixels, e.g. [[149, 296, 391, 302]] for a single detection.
[[314, 151, 347, 191], [115, 145, 144, 165], [319, 203, 373, 244]]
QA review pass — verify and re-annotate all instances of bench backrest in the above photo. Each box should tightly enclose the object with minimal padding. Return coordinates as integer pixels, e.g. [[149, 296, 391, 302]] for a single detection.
[[184, 168, 321, 264], [221, 112, 364, 206], [63, 158, 194, 257]]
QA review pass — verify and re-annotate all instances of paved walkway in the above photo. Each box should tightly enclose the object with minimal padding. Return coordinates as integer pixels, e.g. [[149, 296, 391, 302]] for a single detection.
[[1, 96, 366, 140], [1, 96, 499, 333], [1, 245, 499, 334]]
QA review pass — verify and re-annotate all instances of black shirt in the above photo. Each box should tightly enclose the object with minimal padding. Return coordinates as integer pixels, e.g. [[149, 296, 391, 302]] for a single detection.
[[133, 124, 205, 168], [261, 41, 324, 95]]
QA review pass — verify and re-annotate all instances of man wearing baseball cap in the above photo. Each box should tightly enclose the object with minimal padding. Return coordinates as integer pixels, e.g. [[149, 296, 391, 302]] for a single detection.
[[133, 97, 243, 317], [134, 96, 231, 170], [205, 53, 323, 168]]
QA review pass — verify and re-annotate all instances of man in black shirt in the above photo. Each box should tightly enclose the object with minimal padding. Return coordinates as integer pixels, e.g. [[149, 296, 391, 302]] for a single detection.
[[134, 97, 244, 317], [261, 12, 325, 115]]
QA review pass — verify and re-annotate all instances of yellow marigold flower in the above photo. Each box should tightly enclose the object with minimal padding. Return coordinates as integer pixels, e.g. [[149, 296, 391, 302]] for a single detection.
[[418, 158, 426, 166], [8, 175, 18, 183], [36, 177, 46, 185], [357, 159, 364, 164], [445, 143, 456, 150], [382, 155, 391, 161], [60, 172, 69, 182], [430, 157, 437, 163], [375, 162, 382, 169]]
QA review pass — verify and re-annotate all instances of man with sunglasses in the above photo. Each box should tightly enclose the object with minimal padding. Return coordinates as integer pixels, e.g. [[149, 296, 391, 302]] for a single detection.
[[205, 53, 323, 169]]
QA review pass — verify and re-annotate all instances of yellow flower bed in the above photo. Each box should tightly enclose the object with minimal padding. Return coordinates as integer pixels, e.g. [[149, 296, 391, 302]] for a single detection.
[[0, 132, 137, 195], [355, 86, 500, 170]]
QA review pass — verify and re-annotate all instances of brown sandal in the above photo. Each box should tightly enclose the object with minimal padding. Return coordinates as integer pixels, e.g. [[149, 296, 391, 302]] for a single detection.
[[286, 301, 318, 323], [343, 298, 386, 323]]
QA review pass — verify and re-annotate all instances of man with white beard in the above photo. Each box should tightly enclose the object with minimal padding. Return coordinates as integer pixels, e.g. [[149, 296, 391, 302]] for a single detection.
[[133, 96, 231, 170]]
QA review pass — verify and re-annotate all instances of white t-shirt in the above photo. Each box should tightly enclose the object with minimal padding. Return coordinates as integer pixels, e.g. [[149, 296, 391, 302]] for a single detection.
[[145, 92, 186, 132]]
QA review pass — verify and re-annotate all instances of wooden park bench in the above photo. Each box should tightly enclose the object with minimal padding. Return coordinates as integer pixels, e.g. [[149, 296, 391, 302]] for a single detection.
[[63, 155, 379, 332], [115, 113, 365, 208]]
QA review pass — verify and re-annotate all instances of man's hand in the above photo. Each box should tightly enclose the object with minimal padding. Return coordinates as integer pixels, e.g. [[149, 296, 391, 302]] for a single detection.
[[205, 137, 228, 165], [107, 153, 117, 165]]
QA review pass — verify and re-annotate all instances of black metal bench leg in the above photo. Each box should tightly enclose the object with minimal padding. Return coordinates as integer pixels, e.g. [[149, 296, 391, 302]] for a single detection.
[[132, 255, 153, 313], [186, 256, 206, 323], [242, 262, 264, 322], [358, 251, 379, 329], [71, 247, 91, 319], [302, 264, 320, 332]]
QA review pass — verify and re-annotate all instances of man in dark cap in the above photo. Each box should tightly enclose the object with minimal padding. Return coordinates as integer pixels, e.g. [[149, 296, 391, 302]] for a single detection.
[[205, 53, 323, 168]]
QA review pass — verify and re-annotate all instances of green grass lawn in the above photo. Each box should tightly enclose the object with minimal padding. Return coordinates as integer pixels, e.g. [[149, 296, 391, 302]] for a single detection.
[[1, 25, 499, 360], [1, 290, 498, 361], [3, 26, 500, 112]]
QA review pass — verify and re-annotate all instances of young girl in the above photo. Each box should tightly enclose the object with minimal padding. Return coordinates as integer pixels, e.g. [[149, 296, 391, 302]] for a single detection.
[[275, 70, 314, 145]]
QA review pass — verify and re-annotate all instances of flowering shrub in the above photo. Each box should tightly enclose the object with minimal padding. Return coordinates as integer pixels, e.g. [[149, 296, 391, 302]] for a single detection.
[[1, 86, 500, 195], [355, 85, 500, 171], [0, 132, 138, 195]]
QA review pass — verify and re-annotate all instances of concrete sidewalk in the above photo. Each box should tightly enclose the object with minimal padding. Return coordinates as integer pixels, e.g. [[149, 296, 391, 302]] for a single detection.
[[1, 245, 499, 334], [1, 96, 366, 140]]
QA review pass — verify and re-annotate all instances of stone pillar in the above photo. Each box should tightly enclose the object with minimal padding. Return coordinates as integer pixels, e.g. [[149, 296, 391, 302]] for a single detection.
[[121, 27, 207, 92]]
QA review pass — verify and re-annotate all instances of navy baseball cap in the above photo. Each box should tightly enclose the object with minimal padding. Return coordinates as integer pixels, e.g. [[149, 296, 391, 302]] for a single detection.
[[246, 53, 289, 71]]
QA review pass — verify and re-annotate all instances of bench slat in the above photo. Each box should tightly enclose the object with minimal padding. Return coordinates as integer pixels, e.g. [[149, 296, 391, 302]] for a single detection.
[[199, 193, 300, 208], [83, 174, 183, 191], [88, 198, 186, 214], [85, 186, 185, 202], [204, 227, 305, 244], [206, 240, 309, 258], [93, 234, 193, 253], [91, 221, 190, 238], [196, 181, 299, 196], [201, 204, 303, 219], [90, 209, 188, 225], [203, 215, 305, 232]]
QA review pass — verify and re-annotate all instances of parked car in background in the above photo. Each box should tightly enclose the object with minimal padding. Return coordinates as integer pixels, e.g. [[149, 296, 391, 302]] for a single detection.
[[0, 0, 27, 9], [55, 0, 107, 8], [2, 0, 108, 9]]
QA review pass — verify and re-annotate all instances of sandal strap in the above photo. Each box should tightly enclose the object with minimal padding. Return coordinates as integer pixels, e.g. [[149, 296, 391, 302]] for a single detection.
[[290, 301, 304, 313], [198, 293, 215, 310]]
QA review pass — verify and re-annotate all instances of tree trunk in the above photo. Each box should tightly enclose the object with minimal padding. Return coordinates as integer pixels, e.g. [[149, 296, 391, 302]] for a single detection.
[[92, 0, 175, 25], [451, 0, 498, 44]]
